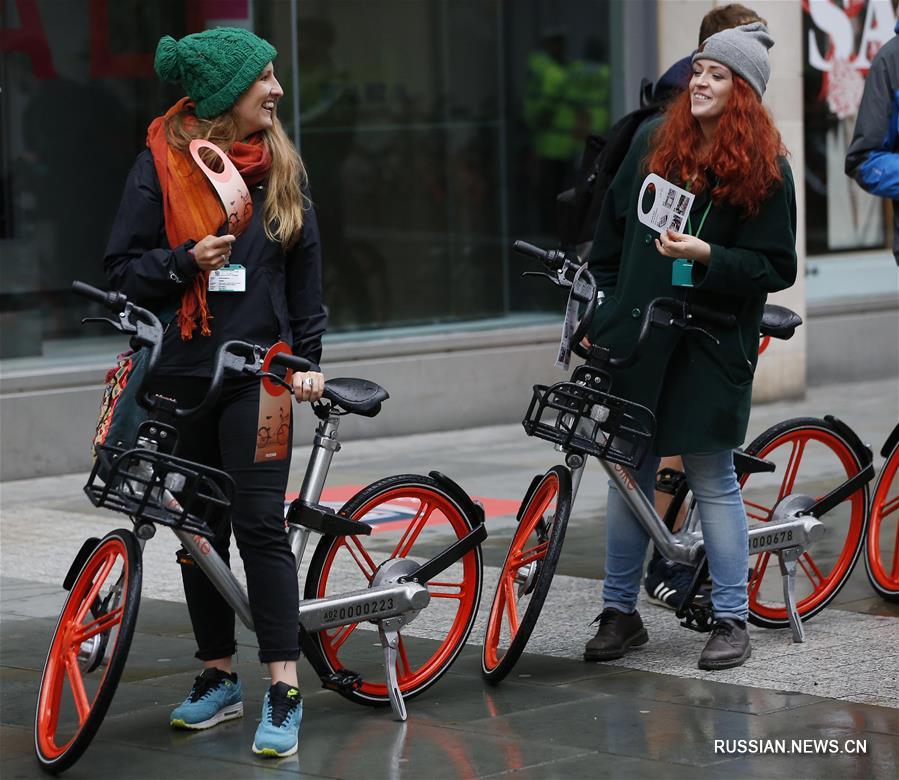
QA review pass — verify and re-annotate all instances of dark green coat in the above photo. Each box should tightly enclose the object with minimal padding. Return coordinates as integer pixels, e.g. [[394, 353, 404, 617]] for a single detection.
[[587, 120, 797, 456]]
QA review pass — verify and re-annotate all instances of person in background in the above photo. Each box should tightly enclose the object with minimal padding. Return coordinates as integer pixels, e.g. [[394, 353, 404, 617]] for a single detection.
[[583, 23, 797, 670], [104, 27, 326, 758], [845, 18, 899, 266]]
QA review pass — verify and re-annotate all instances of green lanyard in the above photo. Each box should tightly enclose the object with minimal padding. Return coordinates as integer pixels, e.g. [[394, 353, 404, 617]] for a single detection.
[[672, 182, 712, 287], [685, 181, 713, 238]]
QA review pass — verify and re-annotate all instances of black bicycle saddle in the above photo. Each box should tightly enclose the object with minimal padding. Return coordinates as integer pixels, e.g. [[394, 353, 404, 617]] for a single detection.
[[760, 304, 802, 340], [322, 377, 389, 417]]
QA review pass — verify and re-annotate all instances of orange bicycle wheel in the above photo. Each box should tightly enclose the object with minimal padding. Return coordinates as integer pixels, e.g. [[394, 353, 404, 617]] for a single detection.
[[305, 475, 482, 705], [865, 441, 899, 602], [34, 530, 141, 774], [741, 418, 868, 627], [481, 465, 571, 683]]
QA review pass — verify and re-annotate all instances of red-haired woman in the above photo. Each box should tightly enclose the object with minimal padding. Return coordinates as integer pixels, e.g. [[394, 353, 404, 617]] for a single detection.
[[583, 23, 796, 670]]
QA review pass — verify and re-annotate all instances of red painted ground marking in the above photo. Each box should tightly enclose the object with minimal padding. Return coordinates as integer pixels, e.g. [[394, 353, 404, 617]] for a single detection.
[[284, 486, 520, 533]]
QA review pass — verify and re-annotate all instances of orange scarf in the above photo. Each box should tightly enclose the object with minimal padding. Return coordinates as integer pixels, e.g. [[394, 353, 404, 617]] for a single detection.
[[146, 98, 272, 339]]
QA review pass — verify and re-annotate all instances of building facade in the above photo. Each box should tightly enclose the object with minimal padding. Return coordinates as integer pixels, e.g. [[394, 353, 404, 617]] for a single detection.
[[1, 0, 897, 479]]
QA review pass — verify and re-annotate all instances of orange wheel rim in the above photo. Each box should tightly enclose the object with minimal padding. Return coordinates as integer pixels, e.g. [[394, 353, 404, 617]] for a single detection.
[[741, 428, 866, 619], [867, 450, 899, 591], [36, 538, 128, 759], [315, 487, 478, 696], [483, 474, 558, 671]]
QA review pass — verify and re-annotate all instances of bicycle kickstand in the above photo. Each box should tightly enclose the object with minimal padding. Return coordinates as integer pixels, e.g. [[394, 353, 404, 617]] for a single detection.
[[778, 547, 805, 643], [378, 621, 407, 721]]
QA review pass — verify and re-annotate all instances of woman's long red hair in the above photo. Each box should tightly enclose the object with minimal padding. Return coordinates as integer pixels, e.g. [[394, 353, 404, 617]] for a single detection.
[[646, 76, 786, 215]]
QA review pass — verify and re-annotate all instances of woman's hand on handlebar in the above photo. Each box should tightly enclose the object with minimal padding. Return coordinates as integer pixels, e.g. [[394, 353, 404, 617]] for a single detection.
[[655, 230, 711, 264], [190, 234, 237, 272], [292, 371, 325, 403]]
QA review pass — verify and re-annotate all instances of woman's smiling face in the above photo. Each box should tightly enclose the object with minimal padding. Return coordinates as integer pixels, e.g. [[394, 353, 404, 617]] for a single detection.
[[233, 62, 283, 138], [690, 59, 734, 123]]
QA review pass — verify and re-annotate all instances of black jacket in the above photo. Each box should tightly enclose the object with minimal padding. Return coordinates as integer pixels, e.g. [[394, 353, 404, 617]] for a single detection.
[[104, 150, 327, 374]]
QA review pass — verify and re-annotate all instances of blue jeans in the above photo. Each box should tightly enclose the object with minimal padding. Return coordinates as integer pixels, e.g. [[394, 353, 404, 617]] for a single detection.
[[601, 450, 749, 621]]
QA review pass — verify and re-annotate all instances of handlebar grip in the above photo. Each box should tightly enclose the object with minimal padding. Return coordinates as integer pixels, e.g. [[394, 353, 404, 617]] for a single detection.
[[512, 240, 548, 261], [271, 353, 313, 373], [690, 304, 736, 328], [72, 280, 128, 311]]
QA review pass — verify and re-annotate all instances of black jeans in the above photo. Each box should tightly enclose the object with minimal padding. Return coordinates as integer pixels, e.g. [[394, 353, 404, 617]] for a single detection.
[[150, 375, 298, 664]]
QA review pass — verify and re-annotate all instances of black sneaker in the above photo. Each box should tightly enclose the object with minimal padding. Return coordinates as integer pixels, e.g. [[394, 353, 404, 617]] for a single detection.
[[698, 619, 751, 670], [584, 607, 648, 662], [644, 559, 709, 611]]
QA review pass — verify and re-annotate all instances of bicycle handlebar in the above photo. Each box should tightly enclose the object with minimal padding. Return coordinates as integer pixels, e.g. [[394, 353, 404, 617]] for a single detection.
[[510, 242, 739, 370], [73, 281, 313, 421], [73, 280, 165, 409], [608, 297, 736, 370], [512, 240, 597, 358]]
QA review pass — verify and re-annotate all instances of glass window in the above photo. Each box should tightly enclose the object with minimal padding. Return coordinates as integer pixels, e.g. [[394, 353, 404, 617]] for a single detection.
[[1, 0, 613, 360], [803, 0, 893, 256]]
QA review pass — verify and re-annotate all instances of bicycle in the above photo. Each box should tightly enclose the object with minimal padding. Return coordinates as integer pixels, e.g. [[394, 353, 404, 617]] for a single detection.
[[480, 242, 874, 683], [865, 422, 899, 602], [35, 282, 487, 774]]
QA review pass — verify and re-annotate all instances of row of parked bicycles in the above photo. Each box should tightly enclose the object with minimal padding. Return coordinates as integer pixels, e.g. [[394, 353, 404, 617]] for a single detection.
[[34, 246, 897, 773]]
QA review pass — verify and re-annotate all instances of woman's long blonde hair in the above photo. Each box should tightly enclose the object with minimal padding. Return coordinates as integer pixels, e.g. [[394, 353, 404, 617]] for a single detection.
[[165, 106, 307, 248]]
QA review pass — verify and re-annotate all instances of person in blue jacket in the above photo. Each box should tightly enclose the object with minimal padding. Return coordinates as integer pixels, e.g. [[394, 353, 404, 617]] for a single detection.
[[846, 19, 899, 266]]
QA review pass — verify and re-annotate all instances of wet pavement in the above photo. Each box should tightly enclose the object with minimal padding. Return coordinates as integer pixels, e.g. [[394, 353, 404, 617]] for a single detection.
[[1, 376, 897, 778]]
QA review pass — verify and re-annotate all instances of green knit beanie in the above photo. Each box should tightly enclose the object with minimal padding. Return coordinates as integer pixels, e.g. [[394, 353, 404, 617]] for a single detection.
[[155, 28, 277, 119]]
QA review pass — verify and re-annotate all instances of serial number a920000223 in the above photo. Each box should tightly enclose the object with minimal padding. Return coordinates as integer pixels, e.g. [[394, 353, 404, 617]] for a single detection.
[[322, 597, 395, 624]]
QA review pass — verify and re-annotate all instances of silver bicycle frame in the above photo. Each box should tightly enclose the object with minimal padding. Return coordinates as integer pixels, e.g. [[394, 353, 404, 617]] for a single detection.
[[171, 410, 431, 636], [561, 412, 824, 642]]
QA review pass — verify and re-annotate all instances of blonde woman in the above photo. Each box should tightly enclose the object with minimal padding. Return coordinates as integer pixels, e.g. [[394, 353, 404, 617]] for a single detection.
[[104, 28, 326, 758]]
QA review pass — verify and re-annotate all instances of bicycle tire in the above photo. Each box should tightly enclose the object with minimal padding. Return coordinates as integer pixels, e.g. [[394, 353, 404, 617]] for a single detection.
[[481, 465, 572, 684], [741, 417, 869, 628], [34, 529, 142, 774], [304, 474, 483, 706], [864, 442, 899, 602]]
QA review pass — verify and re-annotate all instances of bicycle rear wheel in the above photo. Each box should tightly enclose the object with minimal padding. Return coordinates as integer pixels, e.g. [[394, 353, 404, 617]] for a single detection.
[[481, 465, 572, 684], [304, 474, 483, 706], [741, 417, 868, 628], [865, 443, 899, 602], [34, 529, 142, 774]]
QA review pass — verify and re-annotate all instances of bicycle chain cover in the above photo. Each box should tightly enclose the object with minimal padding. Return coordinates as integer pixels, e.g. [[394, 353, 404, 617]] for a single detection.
[[522, 378, 655, 469], [84, 443, 233, 539]]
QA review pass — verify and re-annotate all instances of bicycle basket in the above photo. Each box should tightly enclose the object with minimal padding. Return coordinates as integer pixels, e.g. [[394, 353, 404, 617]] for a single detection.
[[85, 444, 234, 538], [522, 380, 655, 469]]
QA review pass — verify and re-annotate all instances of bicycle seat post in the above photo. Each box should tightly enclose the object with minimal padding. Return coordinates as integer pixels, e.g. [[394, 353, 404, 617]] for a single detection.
[[299, 408, 342, 506]]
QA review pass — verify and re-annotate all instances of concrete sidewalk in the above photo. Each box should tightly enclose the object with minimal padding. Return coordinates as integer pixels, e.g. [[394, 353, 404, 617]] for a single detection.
[[1, 376, 897, 778]]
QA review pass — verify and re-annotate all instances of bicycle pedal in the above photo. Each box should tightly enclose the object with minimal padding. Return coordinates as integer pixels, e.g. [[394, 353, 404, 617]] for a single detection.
[[322, 669, 363, 693], [679, 603, 714, 633]]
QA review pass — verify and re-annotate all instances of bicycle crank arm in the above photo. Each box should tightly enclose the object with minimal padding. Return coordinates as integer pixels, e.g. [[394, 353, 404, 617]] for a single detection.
[[299, 581, 430, 632], [400, 523, 487, 585]]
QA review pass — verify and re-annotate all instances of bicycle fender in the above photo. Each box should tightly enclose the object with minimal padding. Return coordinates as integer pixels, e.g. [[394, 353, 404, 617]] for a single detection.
[[824, 415, 874, 466], [63, 538, 101, 591], [881, 422, 899, 459], [428, 471, 485, 526], [516, 473, 545, 524]]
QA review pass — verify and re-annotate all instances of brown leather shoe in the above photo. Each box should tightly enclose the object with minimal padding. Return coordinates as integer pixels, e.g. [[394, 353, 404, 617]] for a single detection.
[[584, 607, 648, 662], [698, 619, 751, 670]]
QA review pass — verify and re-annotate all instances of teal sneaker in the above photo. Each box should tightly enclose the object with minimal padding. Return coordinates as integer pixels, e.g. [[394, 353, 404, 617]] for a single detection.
[[170, 668, 243, 730], [252, 682, 302, 758]]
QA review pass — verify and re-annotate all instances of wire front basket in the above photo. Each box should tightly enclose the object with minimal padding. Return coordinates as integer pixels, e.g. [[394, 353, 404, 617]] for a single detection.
[[522, 380, 655, 469], [85, 444, 234, 538]]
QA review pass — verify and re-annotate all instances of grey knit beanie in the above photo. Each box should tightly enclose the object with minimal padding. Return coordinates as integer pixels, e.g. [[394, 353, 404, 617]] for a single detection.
[[693, 22, 774, 97]]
